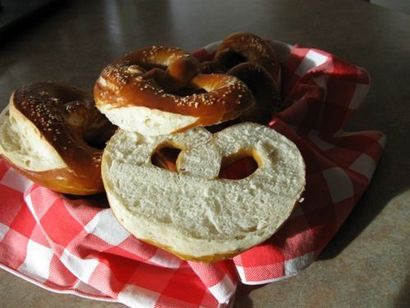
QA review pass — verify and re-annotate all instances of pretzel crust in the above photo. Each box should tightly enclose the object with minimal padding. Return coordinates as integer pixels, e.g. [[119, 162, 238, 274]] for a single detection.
[[94, 46, 254, 134], [0, 82, 114, 195]]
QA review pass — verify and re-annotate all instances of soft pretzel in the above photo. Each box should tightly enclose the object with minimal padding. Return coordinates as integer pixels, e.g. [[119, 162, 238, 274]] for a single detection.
[[0, 82, 115, 195], [227, 62, 280, 123], [201, 32, 281, 124], [94, 46, 254, 136], [204, 32, 280, 84], [102, 122, 305, 262]]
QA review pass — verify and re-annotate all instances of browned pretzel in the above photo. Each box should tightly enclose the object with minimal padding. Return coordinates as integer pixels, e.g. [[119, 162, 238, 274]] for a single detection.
[[5, 82, 115, 195]]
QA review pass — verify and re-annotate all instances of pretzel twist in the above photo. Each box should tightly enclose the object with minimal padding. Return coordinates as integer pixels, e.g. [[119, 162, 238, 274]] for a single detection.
[[94, 46, 254, 135], [0, 82, 115, 195], [200, 33, 282, 124]]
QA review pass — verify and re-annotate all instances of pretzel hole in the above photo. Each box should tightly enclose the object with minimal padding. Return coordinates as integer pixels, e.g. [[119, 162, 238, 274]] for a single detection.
[[144, 67, 207, 96], [151, 143, 181, 172], [140, 63, 167, 71], [83, 124, 117, 150], [173, 86, 207, 96], [219, 149, 259, 180], [218, 51, 247, 70]]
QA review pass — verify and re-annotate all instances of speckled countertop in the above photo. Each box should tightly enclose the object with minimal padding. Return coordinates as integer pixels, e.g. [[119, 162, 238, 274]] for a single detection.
[[0, 0, 409, 307]]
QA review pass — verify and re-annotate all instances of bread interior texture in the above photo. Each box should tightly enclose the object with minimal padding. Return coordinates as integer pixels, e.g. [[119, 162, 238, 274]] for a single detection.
[[102, 122, 305, 260], [0, 100, 66, 172]]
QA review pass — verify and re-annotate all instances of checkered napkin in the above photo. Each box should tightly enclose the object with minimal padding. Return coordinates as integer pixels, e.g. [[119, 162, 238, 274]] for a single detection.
[[0, 41, 385, 307]]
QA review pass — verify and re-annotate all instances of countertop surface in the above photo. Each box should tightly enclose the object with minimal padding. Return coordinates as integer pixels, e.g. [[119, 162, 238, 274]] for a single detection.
[[0, 0, 409, 307]]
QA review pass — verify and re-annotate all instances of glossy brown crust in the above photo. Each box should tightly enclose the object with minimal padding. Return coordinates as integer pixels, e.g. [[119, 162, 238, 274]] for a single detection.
[[228, 62, 280, 124], [94, 46, 254, 126], [210, 32, 281, 85], [115, 46, 201, 91], [12, 82, 114, 195], [2, 156, 103, 195], [200, 33, 282, 125]]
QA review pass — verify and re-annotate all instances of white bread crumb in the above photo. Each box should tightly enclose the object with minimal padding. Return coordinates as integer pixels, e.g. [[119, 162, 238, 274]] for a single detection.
[[102, 122, 305, 260]]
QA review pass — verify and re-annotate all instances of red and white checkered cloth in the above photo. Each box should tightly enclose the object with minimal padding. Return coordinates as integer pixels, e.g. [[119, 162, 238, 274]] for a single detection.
[[0, 41, 385, 307]]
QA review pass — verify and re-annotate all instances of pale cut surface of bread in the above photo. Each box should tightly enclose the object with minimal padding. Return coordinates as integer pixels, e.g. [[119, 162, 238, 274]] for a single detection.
[[0, 98, 67, 172], [97, 103, 198, 136], [102, 122, 305, 261]]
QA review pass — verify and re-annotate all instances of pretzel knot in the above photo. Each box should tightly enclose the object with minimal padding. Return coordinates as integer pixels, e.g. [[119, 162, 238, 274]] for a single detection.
[[0, 82, 115, 195], [201, 32, 282, 124], [94, 46, 254, 136]]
